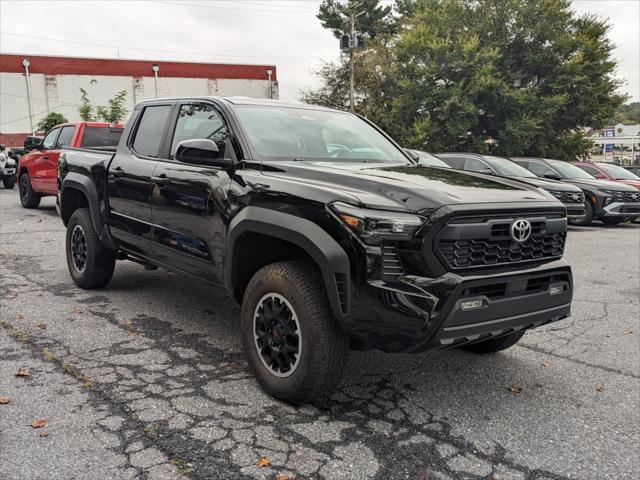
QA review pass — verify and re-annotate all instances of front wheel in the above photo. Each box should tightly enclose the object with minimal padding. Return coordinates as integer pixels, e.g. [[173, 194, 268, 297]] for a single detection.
[[3, 176, 16, 189], [18, 173, 41, 208], [241, 262, 349, 405], [461, 331, 525, 354], [66, 208, 116, 289]]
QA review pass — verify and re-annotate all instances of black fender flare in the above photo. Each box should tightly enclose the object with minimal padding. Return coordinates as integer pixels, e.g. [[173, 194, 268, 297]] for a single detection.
[[226, 206, 351, 322], [60, 173, 114, 248]]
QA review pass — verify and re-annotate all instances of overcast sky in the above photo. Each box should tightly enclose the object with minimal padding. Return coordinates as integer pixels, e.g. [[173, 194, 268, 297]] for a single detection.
[[1, 0, 638, 102]]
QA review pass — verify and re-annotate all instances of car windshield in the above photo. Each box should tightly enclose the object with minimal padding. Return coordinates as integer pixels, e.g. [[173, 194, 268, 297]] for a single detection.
[[598, 164, 640, 180], [548, 160, 595, 179], [234, 105, 410, 164], [483, 156, 537, 178], [412, 150, 451, 168]]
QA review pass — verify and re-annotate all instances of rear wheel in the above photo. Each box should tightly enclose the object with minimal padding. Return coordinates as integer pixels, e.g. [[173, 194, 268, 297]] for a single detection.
[[18, 173, 41, 208], [66, 208, 115, 289], [461, 331, 525, 354], [241, 262, 349, 405], [568, 198, 593, 226]]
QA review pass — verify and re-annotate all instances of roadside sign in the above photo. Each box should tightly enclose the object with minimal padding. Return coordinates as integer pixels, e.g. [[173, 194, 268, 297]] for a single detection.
[[604, 143, 614, 162]]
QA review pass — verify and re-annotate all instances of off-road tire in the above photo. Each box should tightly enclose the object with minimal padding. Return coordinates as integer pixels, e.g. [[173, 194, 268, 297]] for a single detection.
[[3, 176, 16, 189], [18, 173, 41, 208], [461, 331, 525, 354], [66, 208, 115, 289], [568, 198, 593, 226], [241, 262, 349, 405]]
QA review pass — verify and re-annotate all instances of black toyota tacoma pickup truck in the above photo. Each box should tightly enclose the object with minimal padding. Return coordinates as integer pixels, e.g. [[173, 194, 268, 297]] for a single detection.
[[58, 97, 573, 404]]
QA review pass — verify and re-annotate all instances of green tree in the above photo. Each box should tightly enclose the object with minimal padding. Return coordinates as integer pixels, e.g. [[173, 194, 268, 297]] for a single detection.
[[78, 89, 128, 123], [306, 0, 626, 160], [317, 0, 396, 39], [79, 88, 95, 121], [35, 112, 68, 133], [608, 102, 640, 124], [96, 90, 128, 123]]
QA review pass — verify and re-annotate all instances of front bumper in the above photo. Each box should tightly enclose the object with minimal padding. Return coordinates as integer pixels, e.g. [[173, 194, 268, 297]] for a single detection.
[[600, 202, 640, 217], [0, 167, 16, 178], [564, 203, 586, 219], [348, 259, 572, 353]]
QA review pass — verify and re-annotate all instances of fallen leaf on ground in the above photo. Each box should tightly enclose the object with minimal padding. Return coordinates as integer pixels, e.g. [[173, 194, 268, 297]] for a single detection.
[[124, 320, 134, 325], [0, 396, 11, 404], [15, 368, 31, 377], [542, 360, 550, 368], [36, 323, 47, 330], [72, 308, 84, 315], [7, 293, 18, 299], [16, 314, 24, 319], [596, 385, 604, 393], [623, 330, 633, 335], [257, 457, 271, 468], [39, 431, 49, 437], [276, 475, 290, 480], [128, 331, 139, 337], [509, 386, 522, 394], [27, 419, 47, 428]]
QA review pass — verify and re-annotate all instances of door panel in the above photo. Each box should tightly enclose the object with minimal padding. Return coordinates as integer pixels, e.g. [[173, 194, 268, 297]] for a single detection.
[[150, 102, 232, 283], [107, 105, 172, 257], [30, 127, 59, 191]]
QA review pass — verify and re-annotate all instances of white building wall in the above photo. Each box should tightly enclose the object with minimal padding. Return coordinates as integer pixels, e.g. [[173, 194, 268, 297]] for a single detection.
[[1, 72, 278, 134]]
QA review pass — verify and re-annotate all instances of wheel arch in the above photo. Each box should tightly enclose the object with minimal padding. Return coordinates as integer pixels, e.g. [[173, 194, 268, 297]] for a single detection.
[[226, 207, 351, 322]]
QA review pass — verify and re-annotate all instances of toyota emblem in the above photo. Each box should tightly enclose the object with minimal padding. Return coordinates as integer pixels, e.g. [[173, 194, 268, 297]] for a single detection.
[[572, 193, 582, 201], [632, 193, 639, 201], [511, 219, 532, 243]]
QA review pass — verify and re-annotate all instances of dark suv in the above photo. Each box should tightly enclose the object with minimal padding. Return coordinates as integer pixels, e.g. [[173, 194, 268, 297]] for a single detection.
[[513, 157, 640, 225], [437, 153, 586, 222], [58, 97, 573, 404]]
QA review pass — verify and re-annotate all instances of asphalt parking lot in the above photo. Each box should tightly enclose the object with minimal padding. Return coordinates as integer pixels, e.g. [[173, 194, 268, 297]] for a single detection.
[[1, 188, 638, 480]]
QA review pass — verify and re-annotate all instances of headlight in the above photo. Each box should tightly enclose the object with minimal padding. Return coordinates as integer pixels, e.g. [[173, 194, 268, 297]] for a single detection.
[[331, 202, 424, 245]]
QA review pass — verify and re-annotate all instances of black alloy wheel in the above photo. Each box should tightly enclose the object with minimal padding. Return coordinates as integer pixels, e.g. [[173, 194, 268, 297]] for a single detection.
[[70, 225, 88, 273]]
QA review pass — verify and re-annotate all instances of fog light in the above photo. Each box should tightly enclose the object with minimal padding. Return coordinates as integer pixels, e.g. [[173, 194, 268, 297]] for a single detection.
[[549, 284, 565, 296], [461, 299, 485, 311]]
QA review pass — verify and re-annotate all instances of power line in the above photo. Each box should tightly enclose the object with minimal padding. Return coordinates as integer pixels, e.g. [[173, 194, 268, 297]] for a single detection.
[[0, 31, 339, 60]]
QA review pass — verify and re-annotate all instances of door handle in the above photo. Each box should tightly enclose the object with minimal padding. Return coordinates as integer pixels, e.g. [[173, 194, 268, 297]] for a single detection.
[[42, 156, 49, 160], [151, 175, 171, 186], [110, 168, 125, 178]]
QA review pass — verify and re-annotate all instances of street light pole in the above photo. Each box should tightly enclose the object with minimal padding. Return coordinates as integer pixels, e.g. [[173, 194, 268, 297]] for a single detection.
[[152, 64, 160, 98], [22, 58, 35, 134], [349, 10, 356, 113]]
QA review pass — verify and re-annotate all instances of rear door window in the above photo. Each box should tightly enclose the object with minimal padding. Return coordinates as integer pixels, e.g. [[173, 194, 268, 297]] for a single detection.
[[132, 105, 172, 158], [55, 126, 76, 149], [464, 157, 493, 173], [529, 161, 557, 177]]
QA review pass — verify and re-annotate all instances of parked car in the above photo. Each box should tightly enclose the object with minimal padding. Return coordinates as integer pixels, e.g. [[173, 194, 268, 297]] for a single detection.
[[0, 144, 17, 188], [512, 157, 640, 225], [436, 153, 586, 222], [573, 162, 640, 190], [18, 122, 123, 208], [58, 97, 573, 404]]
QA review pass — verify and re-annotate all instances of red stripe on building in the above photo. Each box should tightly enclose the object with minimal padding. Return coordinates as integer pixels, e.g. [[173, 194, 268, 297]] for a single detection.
[[0, 54, 277, 81]]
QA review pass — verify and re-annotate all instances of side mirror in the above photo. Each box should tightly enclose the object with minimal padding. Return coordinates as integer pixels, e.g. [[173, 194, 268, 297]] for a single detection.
[[404, 148, 420, 161], [176, 138, 234, 170], [543, 173, 561, 180]]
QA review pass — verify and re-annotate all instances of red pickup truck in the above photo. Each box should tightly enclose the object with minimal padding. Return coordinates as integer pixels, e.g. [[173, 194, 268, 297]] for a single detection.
[[18, 122, 123, 208]]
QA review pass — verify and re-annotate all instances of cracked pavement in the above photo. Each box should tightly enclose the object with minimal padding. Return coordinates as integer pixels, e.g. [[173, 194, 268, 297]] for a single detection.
[[1, 188, 638, 480]]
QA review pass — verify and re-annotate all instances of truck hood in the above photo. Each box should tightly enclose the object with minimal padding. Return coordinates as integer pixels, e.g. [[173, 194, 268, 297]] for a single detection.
[[561, 178, 640, 192], [261, 162, 552, 212]]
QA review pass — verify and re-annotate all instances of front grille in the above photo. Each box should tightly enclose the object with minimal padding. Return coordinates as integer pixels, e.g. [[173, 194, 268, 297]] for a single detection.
[[381, 243, 404, 280], [607, 190, 640, 202], [548, 190, 584, 204], [434, 215, 566, 270]]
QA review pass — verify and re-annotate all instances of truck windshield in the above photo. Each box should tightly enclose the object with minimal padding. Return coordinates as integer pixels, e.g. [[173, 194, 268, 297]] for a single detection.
[[235, 105, 409, 164], [484, 156, 537, 178]]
